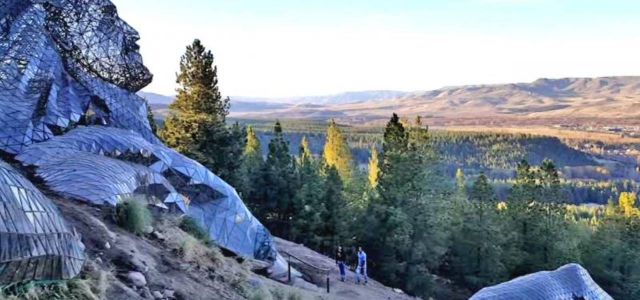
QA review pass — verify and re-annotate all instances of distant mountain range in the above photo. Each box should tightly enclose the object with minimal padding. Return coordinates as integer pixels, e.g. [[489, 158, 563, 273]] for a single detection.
[[141, 76, 640, 125]]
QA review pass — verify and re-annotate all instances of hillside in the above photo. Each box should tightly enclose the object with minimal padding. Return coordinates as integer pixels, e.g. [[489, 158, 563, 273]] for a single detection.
[[225, 76, 640, 124], [143, 76, 640, 125], [5, 196, 421, 300]]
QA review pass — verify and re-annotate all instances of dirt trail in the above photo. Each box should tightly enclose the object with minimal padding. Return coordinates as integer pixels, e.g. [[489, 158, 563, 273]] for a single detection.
[[275, 238, 419, 300]]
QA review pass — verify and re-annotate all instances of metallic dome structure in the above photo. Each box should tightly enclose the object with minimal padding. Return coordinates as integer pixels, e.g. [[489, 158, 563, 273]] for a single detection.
[[471, 264, 613, 300], [0, 0, 277, 283]]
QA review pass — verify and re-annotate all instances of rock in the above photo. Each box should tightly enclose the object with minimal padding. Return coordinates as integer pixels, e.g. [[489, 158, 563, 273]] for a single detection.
[[140, 287, 152, 298], [104, 242, 111, 250], [127, 271, 147, 287], [393, 288, 405, 294], [144, 226, 154, 234], [248, 277, 262, 289], [151, 231, 165, 240], [152, 290, 163, 299], [163, 289, 175, 299], [178, 263, 190, 271], [95, 257, 103, 264]]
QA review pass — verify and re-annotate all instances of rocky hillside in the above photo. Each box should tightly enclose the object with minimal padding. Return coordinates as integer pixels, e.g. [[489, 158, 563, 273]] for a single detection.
[[0, 195, 429, 300]]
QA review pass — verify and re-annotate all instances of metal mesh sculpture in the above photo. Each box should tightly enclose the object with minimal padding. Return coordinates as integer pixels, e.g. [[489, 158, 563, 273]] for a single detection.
[[471, 264, 612, 300], [0, 160, 85, 284], [16, 126, 275, 260], [0, 0, 278, 282]]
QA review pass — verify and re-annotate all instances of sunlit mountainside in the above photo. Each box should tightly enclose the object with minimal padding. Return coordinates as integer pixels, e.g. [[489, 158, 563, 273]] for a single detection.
[[144, 76, 640, 125]]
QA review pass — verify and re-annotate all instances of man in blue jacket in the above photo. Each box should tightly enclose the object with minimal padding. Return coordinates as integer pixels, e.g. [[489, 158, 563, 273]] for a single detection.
[[356, 247, 368, 285]]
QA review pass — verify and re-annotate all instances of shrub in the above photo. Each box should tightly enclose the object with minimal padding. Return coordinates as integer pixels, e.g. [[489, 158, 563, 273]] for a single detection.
[[116, 197, 152, 235], [270, 288, 285, 300], [248, 289, 269, 300], [287, 292, 302, 300], [179, 216, 211, 244], [0, 279, 100, 300]]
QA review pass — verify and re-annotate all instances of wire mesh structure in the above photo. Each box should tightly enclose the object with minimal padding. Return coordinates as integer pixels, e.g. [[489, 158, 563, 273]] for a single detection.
[[15, 126, 277, 261], [0, 0, 278, 281], [470, 264, 613, 300], [0, 160, 85, 284]]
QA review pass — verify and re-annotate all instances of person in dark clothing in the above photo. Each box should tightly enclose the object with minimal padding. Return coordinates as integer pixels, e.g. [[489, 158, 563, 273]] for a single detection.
[[336, 246, 346, 282]]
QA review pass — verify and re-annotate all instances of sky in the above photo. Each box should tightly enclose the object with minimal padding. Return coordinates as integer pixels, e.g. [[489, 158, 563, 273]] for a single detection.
[[112, 0, 640, 98]]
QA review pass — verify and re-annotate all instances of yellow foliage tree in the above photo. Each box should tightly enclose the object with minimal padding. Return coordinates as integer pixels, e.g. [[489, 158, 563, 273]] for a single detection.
[[368, 146, 380, 188], [619, 192, 638, 218], [323, 120, 353, 181]]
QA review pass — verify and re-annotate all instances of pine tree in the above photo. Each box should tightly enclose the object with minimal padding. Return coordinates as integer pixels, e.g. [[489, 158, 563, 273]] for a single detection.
[[223, 122, 247, 189], [160, 39, 242, 187], [469, 174, 496, 202], [450, 171, 508, 290], [244, 126, 263, 167], [540, 159, 563, 203], [299, 136, 313, 163], [323, 119, 353, 182], [291, 137, 325, 248], [320, 165, 347, 253], [241, 126, 264, 211], [450, 199, 506, 290], [259, 121, 298, 237], [368, 146, 380, 188], [144, 99, 158, 135], [364, 113, 449, 298]]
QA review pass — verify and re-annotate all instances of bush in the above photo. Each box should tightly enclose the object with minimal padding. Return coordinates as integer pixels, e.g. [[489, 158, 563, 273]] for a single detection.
[[179, 216, 211, 244], [116, 197, 152, 235], [0, 279, 100, 300]]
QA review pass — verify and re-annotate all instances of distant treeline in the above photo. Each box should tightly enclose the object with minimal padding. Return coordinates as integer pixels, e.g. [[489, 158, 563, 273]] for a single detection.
[[253, 130, 596, 170]]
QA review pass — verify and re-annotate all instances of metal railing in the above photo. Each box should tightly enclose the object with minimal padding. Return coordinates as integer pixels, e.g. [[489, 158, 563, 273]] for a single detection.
[[280, 250, 332, 294]]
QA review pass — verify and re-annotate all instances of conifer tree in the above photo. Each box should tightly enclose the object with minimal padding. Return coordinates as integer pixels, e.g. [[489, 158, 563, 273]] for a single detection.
[[160, 39, 242, 187], [320, 165, 347, 253], [144, 99, 158, 135], [540, 159, 563, 203], [299, 136, 313, 163], [469, 174, 496, 202], [241, 126, 264, 210], [260, 121, 298, 237], [243, 126, 263, 168], [364, 113, 449, 298], [450, 175, 506, 290], [291, 136, 325, 248], [323, 119, 353, 181], [368, 146, 380, 188], [223, 122, 247, 189]]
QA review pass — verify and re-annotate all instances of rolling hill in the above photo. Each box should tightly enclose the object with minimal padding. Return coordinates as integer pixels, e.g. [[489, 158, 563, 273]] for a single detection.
[[142, 76, 640, 125]]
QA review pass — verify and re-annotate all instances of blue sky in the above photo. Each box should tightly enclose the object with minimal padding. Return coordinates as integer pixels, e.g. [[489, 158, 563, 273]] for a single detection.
[[112, 0, 640, 98]]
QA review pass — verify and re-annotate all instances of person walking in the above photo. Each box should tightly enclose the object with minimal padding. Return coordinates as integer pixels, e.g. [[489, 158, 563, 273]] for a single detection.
[[356, 246, 368, 285], [336, 246, 346, 282]]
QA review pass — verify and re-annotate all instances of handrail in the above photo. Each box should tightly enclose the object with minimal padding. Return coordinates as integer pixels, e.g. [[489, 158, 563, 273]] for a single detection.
[[279, 249, 331, 293], [280, 249, 331, 272]]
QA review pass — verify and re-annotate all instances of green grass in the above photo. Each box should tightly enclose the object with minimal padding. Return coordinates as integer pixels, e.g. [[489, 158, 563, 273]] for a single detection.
[[179, 216, 211, 245], [116, 197, 152, 235], [0, 262, 109, 300]]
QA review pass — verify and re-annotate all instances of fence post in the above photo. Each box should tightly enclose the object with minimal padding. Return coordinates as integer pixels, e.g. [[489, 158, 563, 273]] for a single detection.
[[288, 254, 291, 283], [326, 274, 330, 294]]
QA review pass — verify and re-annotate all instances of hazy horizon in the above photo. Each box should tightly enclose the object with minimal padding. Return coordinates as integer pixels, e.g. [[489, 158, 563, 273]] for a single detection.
[[114, 0, 640, 98]]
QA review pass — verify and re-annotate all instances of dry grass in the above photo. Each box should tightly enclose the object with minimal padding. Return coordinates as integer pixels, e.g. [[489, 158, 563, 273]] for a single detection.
[[0, 260, 111, 300], [158, 217, 223, 268], [437, 125, 640, 144]]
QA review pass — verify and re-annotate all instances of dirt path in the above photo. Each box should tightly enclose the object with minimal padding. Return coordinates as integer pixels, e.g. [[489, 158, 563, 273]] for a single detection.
[[274, 238, 418, 300]]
